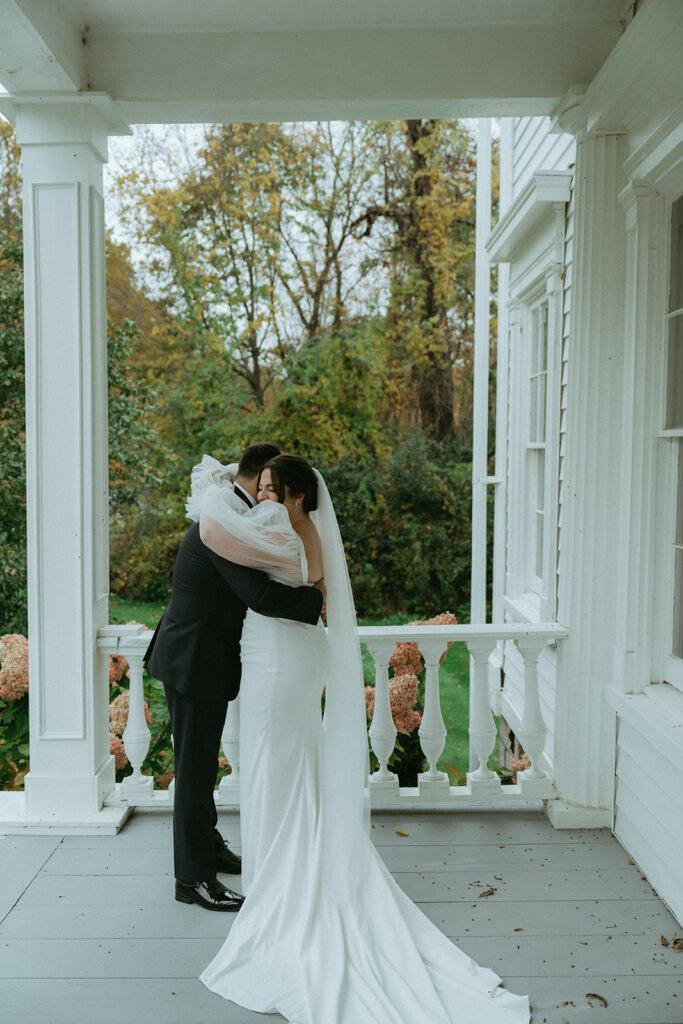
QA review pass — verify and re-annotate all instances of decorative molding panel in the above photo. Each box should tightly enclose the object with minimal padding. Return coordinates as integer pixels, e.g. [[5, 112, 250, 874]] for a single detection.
[[486, 171, 572, 264]]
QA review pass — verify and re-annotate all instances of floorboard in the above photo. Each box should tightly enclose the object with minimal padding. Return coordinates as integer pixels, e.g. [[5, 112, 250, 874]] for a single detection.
[[2, 809, 680, 1024]]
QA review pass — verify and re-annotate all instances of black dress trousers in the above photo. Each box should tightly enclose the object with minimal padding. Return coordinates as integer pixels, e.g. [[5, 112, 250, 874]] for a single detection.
[[165, 683, 229, 882]]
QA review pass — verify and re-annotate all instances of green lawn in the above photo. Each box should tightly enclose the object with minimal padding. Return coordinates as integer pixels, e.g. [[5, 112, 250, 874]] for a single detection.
[[110, 599, 501, 778]]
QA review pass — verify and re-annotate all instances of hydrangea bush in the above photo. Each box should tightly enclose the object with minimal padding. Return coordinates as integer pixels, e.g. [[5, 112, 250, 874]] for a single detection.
[[0, 633, 30, 788], [0, 624, 236, 792]]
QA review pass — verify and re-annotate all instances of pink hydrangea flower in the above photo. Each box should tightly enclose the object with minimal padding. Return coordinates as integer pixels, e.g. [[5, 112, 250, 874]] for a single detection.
[[109, 691, 152, 737], [108, 654, 129, 687], [218, 756, 231, 773], [389, 641, 423, 676], [0, 633, 29, 701], [110, 733, 129, 770], [511, 754, 531, 776], [156, 771, 175, 789], [389, 673, 423, 735], [365, 673, 422, 736]]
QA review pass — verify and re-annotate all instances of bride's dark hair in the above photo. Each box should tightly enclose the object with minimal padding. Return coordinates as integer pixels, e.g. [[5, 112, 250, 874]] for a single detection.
[[261, 454, 318, 513]]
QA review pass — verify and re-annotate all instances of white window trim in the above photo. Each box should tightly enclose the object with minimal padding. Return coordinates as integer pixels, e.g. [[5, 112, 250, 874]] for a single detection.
[[505, 266, 562, 624], [490, 170, 569, 626], [654, 194, 683, 694]]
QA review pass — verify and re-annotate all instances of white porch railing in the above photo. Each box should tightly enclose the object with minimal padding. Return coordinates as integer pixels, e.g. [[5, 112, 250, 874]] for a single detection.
[[97, 622, 568, 810]]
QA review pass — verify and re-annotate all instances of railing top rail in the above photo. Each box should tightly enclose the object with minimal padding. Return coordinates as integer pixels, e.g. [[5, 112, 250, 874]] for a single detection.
[[357, 623, 568, 642], [97, 620, 568, 655]]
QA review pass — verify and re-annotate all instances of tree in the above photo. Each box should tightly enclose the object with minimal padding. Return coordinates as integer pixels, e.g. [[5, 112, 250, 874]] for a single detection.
[[354, 120, 480, 443], [112, 122, 383, 410]]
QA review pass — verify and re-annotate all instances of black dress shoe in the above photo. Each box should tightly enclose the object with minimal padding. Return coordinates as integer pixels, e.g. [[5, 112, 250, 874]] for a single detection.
[[175, 877, 244, 912], [215, 841, 242, 874]]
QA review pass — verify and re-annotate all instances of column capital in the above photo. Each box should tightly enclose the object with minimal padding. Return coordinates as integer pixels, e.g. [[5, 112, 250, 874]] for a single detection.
[[0, 92, 130, 161], [618, 180, 652, 228], [550, 85, 588, 138]]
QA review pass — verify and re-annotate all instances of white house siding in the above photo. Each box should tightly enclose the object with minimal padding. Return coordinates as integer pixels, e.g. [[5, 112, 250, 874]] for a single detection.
[[511, 117, 575, 200], [496, 119, 575, 780], [614, 710, 683, 923], [495, 7, 683, 926]]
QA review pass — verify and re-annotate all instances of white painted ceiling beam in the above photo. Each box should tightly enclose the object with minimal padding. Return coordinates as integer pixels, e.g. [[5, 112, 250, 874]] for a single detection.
[[88, 23, 620, 124], [0, 0, 627, 124], [0, 0, 85, 93]]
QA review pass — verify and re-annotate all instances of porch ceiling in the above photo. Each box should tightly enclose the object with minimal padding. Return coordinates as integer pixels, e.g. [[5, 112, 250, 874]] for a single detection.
[[0, 0, 627, 124]]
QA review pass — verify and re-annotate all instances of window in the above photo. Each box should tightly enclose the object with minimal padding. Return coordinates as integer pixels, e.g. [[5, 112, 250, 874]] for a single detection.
[[662, 196, 683, 690], [505, 284, 560, 623], [527, 301, 548, 591]]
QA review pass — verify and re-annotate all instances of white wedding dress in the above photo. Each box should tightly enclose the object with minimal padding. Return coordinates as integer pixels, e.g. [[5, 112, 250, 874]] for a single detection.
[[189, 461, 530, 1024]]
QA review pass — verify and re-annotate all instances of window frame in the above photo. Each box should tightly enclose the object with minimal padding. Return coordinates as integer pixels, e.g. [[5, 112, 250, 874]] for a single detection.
[[505, 268, 562, 624], [657, 193, 683, 693]]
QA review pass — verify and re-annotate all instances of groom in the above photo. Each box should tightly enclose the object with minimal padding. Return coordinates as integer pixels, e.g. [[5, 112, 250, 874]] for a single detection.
[[145, 442, 324, 911]]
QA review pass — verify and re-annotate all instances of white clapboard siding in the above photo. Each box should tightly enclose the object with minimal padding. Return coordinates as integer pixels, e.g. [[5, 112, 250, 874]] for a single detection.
[[614, 712, 683, 924], [511, 117, 575, 200]]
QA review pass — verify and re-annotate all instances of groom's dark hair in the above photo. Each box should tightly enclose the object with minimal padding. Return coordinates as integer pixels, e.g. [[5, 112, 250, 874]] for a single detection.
[[237, 442, 284, 480]]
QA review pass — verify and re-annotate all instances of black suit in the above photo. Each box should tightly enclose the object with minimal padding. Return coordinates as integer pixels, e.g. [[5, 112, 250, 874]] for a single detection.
[[145, 511, 322, 881]]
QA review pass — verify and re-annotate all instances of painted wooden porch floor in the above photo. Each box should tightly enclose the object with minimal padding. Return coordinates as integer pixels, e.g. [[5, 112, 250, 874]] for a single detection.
[[1, 809, 682, 1024]]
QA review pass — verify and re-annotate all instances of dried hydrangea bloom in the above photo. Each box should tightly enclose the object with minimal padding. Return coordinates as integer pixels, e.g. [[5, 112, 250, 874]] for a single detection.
[[109, 691, 152, 737], [110, 733, 129, 770], [0, 633, 29, 701], [108, 654, 129, 686], [389, 641, 423, 676], [389, 673, 423, 735], [364, 674, 422, 736], [218, 757, 231, 773]]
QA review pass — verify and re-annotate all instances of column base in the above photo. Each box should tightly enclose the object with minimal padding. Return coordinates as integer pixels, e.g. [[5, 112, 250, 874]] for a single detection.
[[0, 791, 131, 835], [517, 770, 554, 799], [24, 754, 116, 819], [418, 771, 451, 799], [369, 772, 400, 795], [544, 797, 612, 829], [120, 775, 155, 801], [466, 772, 503, 796]]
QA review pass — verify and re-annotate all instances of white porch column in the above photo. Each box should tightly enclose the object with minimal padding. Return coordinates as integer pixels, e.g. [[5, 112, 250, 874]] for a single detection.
[[613, 182, 665, 695], [4, 95, 130, 828], [549, 128, 626, 828]]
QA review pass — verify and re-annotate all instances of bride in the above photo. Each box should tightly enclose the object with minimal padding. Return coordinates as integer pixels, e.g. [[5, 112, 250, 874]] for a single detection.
[[188, 452, 530, 1024]]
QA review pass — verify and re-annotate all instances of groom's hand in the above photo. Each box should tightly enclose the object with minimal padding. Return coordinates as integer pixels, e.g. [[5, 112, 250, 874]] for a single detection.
[[314, 578, 327, 614]]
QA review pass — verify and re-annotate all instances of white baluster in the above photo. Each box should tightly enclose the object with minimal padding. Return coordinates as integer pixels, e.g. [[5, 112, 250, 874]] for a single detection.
[[367, 642, 399, 794], [466, 638, 501, 795], [218, 693, 240, 804], [514, 638, 552, 797], [417, 640, 450, 798], [121, 652, 154, 799]]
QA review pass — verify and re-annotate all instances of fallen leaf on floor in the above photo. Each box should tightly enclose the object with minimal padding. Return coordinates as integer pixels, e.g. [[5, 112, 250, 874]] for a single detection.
[[586, 992, 608, 1007], [478, 887, 497, 898], [672, 937, 683, 951], [660, 935, 670, 946], [514, 927, 523, 932], [395, 829, 410, 837]]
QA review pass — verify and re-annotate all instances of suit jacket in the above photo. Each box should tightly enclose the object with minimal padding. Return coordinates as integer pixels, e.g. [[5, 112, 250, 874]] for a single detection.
[[144, 519, 322, 703]]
